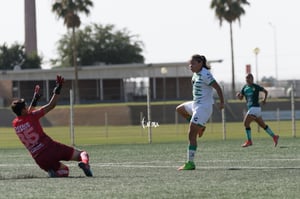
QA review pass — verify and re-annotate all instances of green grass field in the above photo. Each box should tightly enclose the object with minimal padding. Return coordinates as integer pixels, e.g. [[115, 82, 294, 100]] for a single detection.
[[0, 122, 299, 198]]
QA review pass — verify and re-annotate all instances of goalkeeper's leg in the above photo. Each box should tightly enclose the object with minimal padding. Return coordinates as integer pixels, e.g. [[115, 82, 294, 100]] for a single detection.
[[71, 150, 93, 177], [48, 163, 69, 177]]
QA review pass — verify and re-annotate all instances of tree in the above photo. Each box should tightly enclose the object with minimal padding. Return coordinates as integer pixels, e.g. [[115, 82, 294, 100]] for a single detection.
[[210, 0, 250, 98], [0, 43, 42, 70], [52, 0, 93, 104], [51, 23, 145, 67], [22, 52, 42, 69]]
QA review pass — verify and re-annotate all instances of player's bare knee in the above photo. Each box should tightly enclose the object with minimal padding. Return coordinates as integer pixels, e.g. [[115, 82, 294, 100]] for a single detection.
[[54, 164, 69, 177], [57, 167, 69, 177], [244, 117, 253, 127], [176, 105, 183, 113]]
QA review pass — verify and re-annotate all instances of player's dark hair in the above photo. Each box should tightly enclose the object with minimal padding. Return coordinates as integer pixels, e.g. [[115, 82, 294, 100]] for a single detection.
[[246, 73, 254, 79], [11, 99, 26, 116], [192, 54, 210, 70]]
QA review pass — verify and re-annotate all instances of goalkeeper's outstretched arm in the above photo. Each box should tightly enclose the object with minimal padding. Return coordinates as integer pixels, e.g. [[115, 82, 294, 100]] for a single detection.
[[41, 75, 64, 115], [28, 85, 41, 112]]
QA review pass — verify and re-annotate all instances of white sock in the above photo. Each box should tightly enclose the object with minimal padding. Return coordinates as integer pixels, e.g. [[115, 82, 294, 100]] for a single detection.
[[187, 149, 196, 162]]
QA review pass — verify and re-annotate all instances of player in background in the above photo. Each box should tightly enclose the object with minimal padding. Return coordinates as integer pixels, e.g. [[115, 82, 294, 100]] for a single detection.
[[177, 54, 224, 170], [11, 75, 93, 177], [236, 73, 279, 147]]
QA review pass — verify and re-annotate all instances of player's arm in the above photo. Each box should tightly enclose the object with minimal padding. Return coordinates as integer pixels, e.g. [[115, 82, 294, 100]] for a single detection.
[[28, 85, 41, 112], [261, 88, 268, 105], [236, 87, 244, 100], [41, 75, 64, 115], [211, 81, 224, 109], [236, 92, 244, 100]]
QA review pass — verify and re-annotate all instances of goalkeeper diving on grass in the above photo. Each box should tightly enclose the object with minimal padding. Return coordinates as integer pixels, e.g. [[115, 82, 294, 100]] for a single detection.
[[176, 54, 224, 170], [11, 75, 93, 177]]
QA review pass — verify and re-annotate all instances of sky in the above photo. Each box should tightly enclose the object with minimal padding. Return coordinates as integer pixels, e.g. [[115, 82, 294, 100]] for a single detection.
[[0, 0, 299, 83]]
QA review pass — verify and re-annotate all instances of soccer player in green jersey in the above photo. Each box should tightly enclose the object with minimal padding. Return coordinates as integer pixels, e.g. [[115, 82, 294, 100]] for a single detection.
[[177, 54, 224, 170], [236, 73, 279, 147]]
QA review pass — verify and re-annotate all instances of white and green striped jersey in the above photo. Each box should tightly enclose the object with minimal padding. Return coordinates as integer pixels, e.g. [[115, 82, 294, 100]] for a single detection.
[[192, 68, 216, 105]]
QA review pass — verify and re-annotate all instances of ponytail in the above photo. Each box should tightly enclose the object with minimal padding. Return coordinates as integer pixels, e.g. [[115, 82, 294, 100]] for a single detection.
[[191, 54, 211, 70]]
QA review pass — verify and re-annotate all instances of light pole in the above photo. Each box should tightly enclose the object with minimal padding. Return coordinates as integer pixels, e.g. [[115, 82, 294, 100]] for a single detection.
[[160, 67, 168, 100], [160, 67, 168, 123], [253, 47, 260, 83], [269, 22, 278, 81]]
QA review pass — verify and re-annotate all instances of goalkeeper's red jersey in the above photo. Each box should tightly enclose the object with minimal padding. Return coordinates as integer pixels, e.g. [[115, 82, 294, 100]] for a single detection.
[[12, 108, 53, 158]]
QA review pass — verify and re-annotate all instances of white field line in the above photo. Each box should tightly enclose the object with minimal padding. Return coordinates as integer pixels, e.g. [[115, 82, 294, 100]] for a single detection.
[[90, 163, 300, 170], [1, 164, 300, 170], [1, 158, 300, 169]]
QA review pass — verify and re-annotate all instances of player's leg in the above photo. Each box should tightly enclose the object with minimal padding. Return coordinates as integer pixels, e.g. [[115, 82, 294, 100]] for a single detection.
[[47, 141, 93, 177], [178, 104, 211, 171], [187, 123, 204, 163], [176, 101, 193, 121], [33, 144, 71, 177], [71, 149, 93, 177], [178, 123, 201, 171], [241, 114, 255, 147], [71, 150, 89, 163], [48, 163, 69, 177], [255, 117, 279, 147], [53, 141, 93, 176], [176, 101, 203, 136], [197, 127, 205, 138]]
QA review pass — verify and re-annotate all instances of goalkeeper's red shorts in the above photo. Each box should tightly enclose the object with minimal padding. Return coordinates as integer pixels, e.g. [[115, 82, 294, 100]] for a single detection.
[[33, 140, 74, 172]]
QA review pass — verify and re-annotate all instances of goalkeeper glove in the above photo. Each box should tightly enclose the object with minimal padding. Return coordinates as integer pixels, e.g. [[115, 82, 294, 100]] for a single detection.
[[53, 75, 65, 95]]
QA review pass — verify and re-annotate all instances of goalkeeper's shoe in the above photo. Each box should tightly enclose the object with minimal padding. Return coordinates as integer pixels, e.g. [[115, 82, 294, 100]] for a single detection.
[[241, 140, 252, 147], [177, 161, 196, 171], [78, 162, 93, 177], [48, 169, 57, 177], [273, 135, 279, 147]]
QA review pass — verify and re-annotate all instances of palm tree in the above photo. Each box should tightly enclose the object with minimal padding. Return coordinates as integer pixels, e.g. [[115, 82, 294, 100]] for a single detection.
[[52, 0, 93, 104], [210, 0, 249, 98]]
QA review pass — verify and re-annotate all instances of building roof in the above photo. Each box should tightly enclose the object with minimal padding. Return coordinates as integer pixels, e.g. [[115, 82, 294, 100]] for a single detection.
[[0, 62, 192, 81]]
